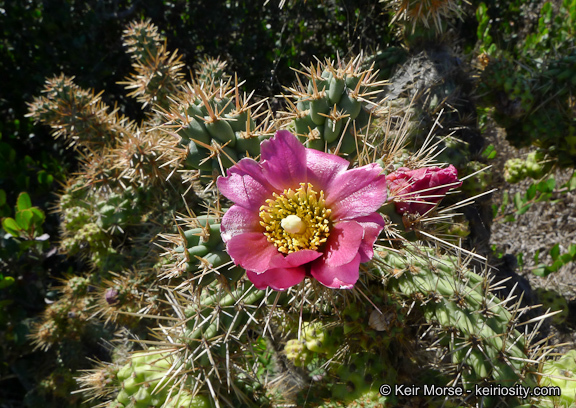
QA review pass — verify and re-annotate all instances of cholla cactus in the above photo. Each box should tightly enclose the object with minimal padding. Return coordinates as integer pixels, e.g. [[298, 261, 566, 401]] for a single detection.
[[158, 63, 274, 179], [137, 131, 543, 408], [26, 74, 130, 149], [538, 350, 576, 407], [277, 56, 386, 156], [386, 0, 465, 34], [27, 17, 565, 408], [109, 349, 211, 408], [120, 18, 185, 110]]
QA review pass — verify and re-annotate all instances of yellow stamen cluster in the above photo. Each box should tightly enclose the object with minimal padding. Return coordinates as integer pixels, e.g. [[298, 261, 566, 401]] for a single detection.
[[259, 183, 331, 254]]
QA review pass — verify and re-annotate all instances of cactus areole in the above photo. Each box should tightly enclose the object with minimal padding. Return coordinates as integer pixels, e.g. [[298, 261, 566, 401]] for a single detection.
[[217, 130, 387, 290]]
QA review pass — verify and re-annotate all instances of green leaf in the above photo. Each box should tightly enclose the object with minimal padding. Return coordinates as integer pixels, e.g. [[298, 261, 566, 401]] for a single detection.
[[513, 192, 524, 211], [0, 276, 15, 289], [534, 250, 540, 263], [569, 245, 576, 257], [502, 191, 509, 208], [532, 264, 550, 277], [0, 189, 5, 206], [481, 144, 497, 160], [503, 215, 516, 223], [565, 171, 576, 191], [550, 243, 560, 261], [16, 192, 32, 211], [549, 260, 563, 272], [536, 192, 553, 202], [491, 203, 498, 218], [560, 253, 573, 263], [2, 217, 21, 237], [15, 209, 33, 231], [516, 204, 531, 215], [29, 207, 45, 225], [526, 183, 537, 201], [37, 170, 54, 187], [536, 180, 548, 192], [546, 178, 556, 192]]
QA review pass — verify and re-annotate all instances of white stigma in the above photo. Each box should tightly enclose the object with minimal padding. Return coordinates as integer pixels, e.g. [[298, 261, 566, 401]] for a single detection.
[[281, 214, 306, 234]]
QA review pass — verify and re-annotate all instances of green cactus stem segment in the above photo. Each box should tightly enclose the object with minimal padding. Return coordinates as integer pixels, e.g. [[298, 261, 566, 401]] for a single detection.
[[259, 182, 331, 254]]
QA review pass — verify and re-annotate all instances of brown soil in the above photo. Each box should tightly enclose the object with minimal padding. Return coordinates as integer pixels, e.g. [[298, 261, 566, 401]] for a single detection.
[[484, 119, 576, 353]]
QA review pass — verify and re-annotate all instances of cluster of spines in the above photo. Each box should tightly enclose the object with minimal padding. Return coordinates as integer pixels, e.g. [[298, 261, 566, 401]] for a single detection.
[[387, 0, 465, 34], [131, 279, 275, 407], [28, 78, 185, 192], [57, 182, 144, 269], [106, 349, 211, 408], [161, 213, 244, 287], [120, 18, 185, 110], [30, 275, 97, 352], [376, 48, 477, 155], [25, 20, 197, 406], [160, 64, 274, 178], [278, 56, 387, 157], [26, 74, 130, 149]]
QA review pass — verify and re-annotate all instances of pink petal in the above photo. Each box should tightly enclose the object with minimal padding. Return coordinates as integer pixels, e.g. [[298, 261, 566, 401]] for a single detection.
[[285, 249, 323, 267], [305, 148, 349, 191], [353, 213, 385, 263], [322, 221, 364, 267], [386, 165, 462, 216], [386, 167, 415, 195], [247, 267, 306, 291], [217, 158, 275, 211], [220, 206, 262, 243], [326, 163, 388, 220], [260, 130, 307, 190], [311, 253, 362, 289], [226, 232, 288, 273]]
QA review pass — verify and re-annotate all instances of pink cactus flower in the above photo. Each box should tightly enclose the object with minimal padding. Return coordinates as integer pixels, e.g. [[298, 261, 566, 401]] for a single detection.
[[217, 130, 387, 290], [386, 165, 462, 216]]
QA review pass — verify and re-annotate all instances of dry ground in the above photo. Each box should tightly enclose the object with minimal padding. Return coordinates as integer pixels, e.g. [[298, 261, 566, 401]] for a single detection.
[[483, 121, 576, 352]]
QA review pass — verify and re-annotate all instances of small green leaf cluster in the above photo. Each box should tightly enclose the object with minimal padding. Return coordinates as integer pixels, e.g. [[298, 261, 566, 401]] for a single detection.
[[532, 244, 576, 277], [2, 192, 46, 241], [492, 177, 560, 222], [504, 151, 553, 184]]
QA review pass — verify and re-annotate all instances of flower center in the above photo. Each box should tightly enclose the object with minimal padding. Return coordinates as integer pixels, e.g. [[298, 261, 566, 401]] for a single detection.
[[259, 183, 331, 254]]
